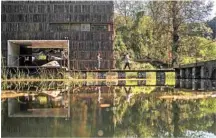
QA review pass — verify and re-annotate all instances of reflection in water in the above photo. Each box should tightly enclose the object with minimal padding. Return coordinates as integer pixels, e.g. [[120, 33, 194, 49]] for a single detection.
[[1, 83, 216, 137], [7, 90, 69, 118], [124, 87, 133, 103]]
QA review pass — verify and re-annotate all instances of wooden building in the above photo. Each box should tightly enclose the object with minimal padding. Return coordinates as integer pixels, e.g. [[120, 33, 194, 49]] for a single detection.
[[1, 1, 114, 70]]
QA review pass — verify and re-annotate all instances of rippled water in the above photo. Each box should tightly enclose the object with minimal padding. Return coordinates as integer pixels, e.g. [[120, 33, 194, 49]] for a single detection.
[[1, 79, 216, 137]]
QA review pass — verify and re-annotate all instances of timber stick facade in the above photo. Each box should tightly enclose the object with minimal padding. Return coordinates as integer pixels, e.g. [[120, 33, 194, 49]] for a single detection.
[[1, 1, 114, 70]]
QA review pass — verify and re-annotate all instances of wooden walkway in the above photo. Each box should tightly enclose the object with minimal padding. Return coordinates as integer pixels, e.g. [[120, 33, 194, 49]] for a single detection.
[[175, 60, 216, 79], [174, 59, 216, 68], [70, 69, 175, 72]]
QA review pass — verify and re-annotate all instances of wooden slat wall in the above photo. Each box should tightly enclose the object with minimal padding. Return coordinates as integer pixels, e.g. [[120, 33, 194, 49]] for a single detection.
[[1, 1, 114, 70]]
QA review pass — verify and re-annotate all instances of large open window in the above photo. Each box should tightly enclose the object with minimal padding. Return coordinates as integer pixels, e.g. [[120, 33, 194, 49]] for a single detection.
[[7, 40, 69, 69]]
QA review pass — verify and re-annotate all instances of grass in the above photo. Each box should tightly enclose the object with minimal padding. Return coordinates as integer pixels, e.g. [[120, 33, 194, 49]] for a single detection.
[[126, 72, 137, 78], [146, 72, 156, 85], [165, 72, 176, 85], [127, 86, 156, 94], [1, 61, 176, 91], [1, 66, 69, 91], [166, 72, 175, 79], [126, 80, 138, 85]]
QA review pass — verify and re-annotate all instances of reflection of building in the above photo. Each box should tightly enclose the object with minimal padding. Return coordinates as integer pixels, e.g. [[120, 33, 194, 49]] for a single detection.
[[3, 88, 115, 137], [3, 87, 216, 137], [8, 92, 70, 118], [71, 86, 115, 137], [2, 1, 114, 70]]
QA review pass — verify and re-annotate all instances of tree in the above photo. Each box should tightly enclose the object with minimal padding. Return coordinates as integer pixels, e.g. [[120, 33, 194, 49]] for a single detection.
[[113, 33, 128, 68], [207, 17, 216, 39], [178, 36, 216, 64], [146, 1, 213, 66], [114, 1, 214, 68], [114, 1, 146, 25]]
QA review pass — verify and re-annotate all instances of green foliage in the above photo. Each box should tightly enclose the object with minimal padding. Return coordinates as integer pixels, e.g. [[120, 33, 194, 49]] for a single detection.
[[199, 98, 216, 114], [165, 73, 176, 85], [207, 17, 216, 39], [114, 93, 216, 137], [179, 36, 216, 64], [114, 1, 214, 67], [114, 1, 146, 22], [37, 54, 46, 60], [132, 62, 155, 69], [114, 13, 169, 68]]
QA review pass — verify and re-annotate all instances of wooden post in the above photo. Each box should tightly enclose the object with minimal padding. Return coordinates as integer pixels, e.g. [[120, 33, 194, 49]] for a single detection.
[[192, 79, 196, 90], [185, 68, 189, 79], [192, 67, 196, 79], [180, 79, 184, 88], [180, 69, 184, 79], [200, 79, 205, 90], [201, 66, 205, 79]]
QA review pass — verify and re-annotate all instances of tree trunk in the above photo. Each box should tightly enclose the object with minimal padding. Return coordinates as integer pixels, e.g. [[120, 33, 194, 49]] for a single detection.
[[171, 1, 179, 67]]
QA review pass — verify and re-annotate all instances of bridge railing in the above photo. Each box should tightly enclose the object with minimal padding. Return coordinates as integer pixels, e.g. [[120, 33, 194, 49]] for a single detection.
[[69, 59, 115, 71]]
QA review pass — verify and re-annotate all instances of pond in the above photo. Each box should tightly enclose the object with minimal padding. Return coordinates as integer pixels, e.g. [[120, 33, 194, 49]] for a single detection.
[[1, 79, 216, 137]]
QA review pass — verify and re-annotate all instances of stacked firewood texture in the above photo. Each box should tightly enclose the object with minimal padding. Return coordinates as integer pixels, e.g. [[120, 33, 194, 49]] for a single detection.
[[2, 1, 114, 70]]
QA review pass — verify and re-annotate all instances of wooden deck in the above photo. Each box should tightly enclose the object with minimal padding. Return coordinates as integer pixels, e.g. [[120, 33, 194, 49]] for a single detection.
[[174, 59, 216, 79], [5, 66, 174, 72], [70, 69, 175, 72], [174, 59, 216, 68], [6, 66, 64, 69]]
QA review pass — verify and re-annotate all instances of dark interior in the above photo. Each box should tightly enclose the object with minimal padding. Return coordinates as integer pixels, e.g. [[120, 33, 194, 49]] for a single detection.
[[19, 45, 33, 66], [19, 46, 64, 67]]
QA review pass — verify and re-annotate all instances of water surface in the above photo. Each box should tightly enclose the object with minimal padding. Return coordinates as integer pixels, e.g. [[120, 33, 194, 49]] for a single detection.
[[1, 79, 216, 137]]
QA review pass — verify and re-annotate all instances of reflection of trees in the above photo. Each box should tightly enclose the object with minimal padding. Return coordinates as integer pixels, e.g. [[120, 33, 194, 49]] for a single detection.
[[113, 86, 156, 125], [114, 95, 164, 137], [172, 101, 181, 137], [114, 93, 216, 137], [113, 85, 165, 137], [178, 99, 216, 136], [113, 86, 165, 127], [70, 91, 115, 137], [2, 86, 216, 137], [70, 95, 94, 137]]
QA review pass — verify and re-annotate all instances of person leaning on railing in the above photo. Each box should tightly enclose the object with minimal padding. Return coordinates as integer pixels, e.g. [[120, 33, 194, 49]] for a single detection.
[[97, 53, 102, 70], [61, 50, 68, 67]]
